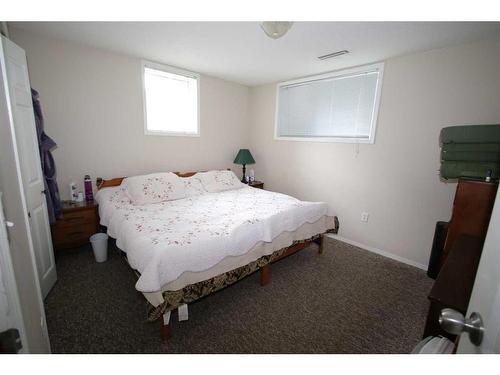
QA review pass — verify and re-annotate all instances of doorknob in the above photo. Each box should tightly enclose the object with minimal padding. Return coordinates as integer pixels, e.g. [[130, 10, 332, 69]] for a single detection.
[[439, 308, 484, 346]]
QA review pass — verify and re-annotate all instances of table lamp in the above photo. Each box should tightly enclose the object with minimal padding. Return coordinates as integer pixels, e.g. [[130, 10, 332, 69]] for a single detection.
[[233, 149, 255, 183]]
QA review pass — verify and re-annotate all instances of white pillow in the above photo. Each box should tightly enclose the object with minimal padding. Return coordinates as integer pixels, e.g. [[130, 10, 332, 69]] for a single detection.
[[196, 170, 244, 193], [95, 186, 130, 206], [183, 176, 207, 197], [124, 172, 186, 205]]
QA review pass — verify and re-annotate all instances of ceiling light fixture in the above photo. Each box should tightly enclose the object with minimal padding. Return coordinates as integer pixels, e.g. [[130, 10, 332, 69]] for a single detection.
[[318, 50, 350, 60], [260, 22, 293, 39]]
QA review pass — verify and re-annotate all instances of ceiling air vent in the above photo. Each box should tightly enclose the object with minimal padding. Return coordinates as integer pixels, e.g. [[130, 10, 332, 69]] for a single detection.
[[317, 50, 349, 60]]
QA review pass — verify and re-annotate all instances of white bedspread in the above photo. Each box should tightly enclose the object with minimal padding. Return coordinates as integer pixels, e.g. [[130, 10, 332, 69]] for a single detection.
[[96, 186, 335, 293]]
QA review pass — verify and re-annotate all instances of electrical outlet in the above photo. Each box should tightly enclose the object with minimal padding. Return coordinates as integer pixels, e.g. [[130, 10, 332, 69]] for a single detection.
[[361, 212, 369, 222]]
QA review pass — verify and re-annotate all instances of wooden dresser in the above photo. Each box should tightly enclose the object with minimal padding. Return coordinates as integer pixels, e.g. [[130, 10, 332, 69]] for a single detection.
[[51, 200, 99, 251], [423, 178, 497, 339], [423, 234, 483, 339], [440, 178, 498, 266]]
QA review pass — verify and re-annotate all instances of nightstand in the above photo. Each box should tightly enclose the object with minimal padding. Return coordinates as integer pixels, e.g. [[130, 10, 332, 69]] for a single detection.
[[51, 200, 99, 251], [249, 181, 264, 189]]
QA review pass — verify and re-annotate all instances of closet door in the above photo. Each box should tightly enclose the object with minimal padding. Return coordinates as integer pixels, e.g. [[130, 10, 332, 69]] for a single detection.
[[0, 36, 57, 298]]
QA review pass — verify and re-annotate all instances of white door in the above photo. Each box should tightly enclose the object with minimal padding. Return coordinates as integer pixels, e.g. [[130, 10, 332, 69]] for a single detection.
[[0, 192, 27, 353], [457, 188, 500, 353], [0, 36, 57, 298]]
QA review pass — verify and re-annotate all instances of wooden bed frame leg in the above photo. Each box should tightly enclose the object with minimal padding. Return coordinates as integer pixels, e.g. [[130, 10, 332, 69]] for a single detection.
[[260, 264, 271, 286], [159, 312, 171, 341], [318, 235, 324, 255], [160, 322, 171, 341]]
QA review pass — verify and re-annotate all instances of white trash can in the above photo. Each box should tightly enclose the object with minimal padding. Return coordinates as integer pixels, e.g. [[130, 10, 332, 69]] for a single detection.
[[90, 233, 109, 263]]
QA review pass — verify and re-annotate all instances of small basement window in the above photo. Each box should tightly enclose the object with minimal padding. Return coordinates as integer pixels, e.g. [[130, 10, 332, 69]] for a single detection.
[[275, 63, 384, 143], [142, 61, 200, 136]]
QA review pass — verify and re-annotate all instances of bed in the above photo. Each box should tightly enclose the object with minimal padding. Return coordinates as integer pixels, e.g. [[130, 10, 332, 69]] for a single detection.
[[95, 170, 339, 339]]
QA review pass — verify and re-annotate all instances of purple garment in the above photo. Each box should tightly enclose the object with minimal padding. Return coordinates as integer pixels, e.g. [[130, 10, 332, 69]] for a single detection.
[[31, 88, 62, 224]]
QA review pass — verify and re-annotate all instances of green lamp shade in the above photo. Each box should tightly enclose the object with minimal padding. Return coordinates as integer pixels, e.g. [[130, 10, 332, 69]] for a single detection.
[[233, 149, 255, 165]]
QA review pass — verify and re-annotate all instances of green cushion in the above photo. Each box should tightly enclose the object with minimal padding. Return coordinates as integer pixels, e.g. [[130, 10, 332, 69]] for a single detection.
[[439, 125, 500, 179], [441, 161, 499, 180], [442, 143, 500, 153], [440, 124, 500, 144], [442, 152, 500, 162]]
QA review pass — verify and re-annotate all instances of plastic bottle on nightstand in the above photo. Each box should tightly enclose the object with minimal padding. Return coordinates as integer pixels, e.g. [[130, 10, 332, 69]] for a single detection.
[[84, 175, 94, 202], [69, 182, 78, 202], [249, 169, 255, 183]]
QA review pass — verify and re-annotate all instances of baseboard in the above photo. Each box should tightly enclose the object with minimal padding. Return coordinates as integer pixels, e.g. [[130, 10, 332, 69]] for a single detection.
[[325, 233, 428, 271]]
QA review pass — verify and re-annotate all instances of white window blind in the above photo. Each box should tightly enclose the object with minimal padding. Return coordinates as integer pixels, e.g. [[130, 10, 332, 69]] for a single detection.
[[276, 63, 383, 143], [142, 62, 199, 136]]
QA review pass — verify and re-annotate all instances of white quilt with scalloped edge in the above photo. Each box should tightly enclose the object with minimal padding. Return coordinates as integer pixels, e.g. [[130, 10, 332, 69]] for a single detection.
[[96, 185, 335, 293]]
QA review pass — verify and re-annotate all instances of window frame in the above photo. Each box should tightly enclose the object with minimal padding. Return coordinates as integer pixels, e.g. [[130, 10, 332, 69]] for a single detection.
[[141, 60, 201, 137], [274, 62, 384, 144]]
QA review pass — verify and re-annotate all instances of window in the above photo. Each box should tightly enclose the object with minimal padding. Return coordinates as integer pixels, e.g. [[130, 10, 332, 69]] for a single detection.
[[275, 63, 384, 143], [142, 61, 200, 136]]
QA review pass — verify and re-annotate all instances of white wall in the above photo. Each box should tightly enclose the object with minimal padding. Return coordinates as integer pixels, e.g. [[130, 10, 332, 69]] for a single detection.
[[10, 27, 500, 268], [10, 27, 250, 199], [248, 38, 500, 268]]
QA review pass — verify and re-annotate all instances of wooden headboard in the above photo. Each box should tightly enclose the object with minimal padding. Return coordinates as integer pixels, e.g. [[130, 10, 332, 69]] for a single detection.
[[96, 170, 228, 190]]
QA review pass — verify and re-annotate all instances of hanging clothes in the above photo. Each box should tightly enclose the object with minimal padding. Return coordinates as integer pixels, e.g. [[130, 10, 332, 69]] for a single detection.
[[31, 88, 62, 224]]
